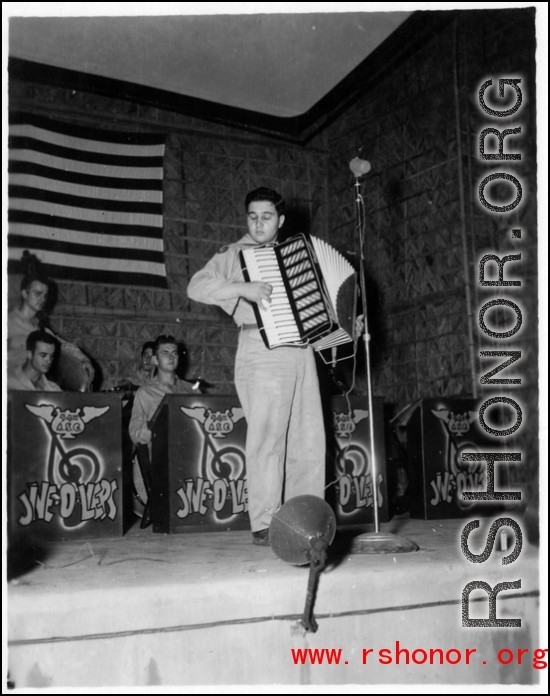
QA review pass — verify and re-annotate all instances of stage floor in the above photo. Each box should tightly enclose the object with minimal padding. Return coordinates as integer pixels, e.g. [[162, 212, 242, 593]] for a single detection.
[[7, 513, 541, 688]]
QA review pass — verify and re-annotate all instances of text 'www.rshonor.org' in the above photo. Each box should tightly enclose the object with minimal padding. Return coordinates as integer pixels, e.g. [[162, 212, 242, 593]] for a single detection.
[[290, 645, 548, 669]]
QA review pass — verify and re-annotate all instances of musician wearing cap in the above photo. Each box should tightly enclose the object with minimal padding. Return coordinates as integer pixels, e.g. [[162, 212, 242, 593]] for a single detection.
[[8, 330, 62, 392], [187, 187, 325, 547], [8, 272, 95, 389]]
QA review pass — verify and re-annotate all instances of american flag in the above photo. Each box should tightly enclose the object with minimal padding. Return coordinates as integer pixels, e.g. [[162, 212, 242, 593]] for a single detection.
[[8, 113, 168, 288]]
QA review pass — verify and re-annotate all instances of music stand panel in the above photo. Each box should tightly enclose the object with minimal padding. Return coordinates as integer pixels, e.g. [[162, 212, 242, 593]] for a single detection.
[[327, 396, 390, 526], [8, 391, 133, 541], [151, 395, 250, 533], [407, 397, 518, 519]]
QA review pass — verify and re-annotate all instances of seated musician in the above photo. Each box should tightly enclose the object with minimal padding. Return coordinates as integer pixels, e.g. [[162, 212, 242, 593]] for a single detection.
[[128, 335, 195, 447], [127, 335, 194, 524], [120, 341, 156, 388], [8, 273, 94, 387], [8, 330, 62, 392], [187, 187, 326, 546]]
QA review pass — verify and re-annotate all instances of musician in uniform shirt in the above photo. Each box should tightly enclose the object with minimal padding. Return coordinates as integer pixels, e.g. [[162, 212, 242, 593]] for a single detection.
[[8, 330, 62, 392], [131, 341, 156, 386], [119, 341, 156, 389], [128, 335, 195, 447], [8, 272, 94, 387], [187, 187, 325, 546]]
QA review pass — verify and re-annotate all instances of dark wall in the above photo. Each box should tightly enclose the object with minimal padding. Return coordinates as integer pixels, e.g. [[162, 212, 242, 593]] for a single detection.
[[313, 8, 538, 487], [316, 8, 537, 402]]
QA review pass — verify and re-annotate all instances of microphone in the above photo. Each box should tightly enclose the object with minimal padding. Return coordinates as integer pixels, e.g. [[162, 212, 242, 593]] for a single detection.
[[349, 157, 371, 177]]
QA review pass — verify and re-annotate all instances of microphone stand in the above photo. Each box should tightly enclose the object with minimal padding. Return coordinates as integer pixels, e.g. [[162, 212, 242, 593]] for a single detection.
[[349, 163, 418, 554]]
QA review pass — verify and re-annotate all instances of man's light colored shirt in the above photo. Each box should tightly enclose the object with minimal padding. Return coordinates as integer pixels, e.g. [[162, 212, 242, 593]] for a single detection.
[[187, 233, 259, 326], [129, 375, 195, 445], [8, 365, 62, 392], [7, 308, 89, 371], [127, 368, 155, 387]]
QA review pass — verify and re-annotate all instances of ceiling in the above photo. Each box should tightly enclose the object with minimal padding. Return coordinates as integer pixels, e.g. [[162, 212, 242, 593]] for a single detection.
[[8, 11, 412, 119]]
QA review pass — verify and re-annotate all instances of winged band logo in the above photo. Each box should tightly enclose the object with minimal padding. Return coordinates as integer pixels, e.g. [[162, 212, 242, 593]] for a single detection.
[[431, 409, 477, 436], [25, 404, 110, 439], [333, 409, 369, 438], [180, 406, 245, 438]]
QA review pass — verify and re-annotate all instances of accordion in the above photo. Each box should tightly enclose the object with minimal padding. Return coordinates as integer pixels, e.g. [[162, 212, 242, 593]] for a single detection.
[[239, 234, 357, 358]]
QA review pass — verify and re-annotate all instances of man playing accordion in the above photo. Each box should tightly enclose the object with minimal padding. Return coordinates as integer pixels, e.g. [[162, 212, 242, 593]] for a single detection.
[[187, 187, 326, 546]]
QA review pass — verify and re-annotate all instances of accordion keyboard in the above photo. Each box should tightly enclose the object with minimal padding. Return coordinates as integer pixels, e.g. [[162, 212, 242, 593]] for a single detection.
[[241, 245, 302, 345], [240, 234, 354, 353]]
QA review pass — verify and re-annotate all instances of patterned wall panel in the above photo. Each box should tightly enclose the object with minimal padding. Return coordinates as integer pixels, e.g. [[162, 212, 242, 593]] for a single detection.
[[315, 11, 537, 434], [457, 9, 538, 488]]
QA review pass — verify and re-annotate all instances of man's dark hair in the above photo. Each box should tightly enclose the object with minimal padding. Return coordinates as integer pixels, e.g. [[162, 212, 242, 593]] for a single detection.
[[26, 330, 58, 354], [153, 335, 178, 356], [21, 273, 50, 293], [141, 341, 155, 356], [245, 187, 285, 216]]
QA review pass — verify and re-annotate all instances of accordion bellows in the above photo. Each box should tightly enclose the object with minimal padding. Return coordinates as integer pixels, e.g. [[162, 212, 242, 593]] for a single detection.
[[240, 233, 357, 355]]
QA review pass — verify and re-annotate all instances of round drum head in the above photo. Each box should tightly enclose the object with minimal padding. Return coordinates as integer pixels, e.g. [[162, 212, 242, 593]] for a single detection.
[[51, 351, 89, 392], [270, 495, 336, 565]]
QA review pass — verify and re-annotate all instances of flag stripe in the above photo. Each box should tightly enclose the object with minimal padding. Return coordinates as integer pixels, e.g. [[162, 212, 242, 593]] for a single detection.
[[9, 136, 164, 169], [9, 185, 163, 215], [10, 198, 162, 228], [10, 148, 163, 179], [9, 210, 162, 238], [9, 172, 163, 204], [8, 256, 167, 288], [9, 235, 165, 264], [8, 113, 168, 287], [9, 223, 164, 253], [9, 123, 166, 158], [9, 160, 163, 192], [9, 112, 167, 146]]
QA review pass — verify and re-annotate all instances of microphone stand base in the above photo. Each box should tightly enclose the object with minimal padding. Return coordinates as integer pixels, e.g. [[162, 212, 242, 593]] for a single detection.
[[350, 531, 419, 554]]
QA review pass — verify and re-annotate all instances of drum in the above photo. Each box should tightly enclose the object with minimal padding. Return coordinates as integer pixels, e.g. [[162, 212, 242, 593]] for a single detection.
[[51, 351, 90, 392]]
